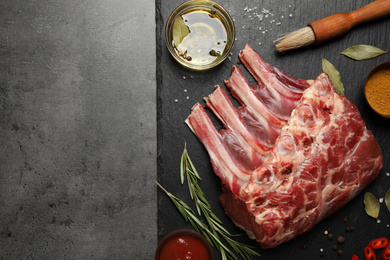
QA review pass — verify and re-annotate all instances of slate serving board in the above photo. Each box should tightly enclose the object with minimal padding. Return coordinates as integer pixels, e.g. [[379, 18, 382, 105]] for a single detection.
[[156, 0, 390, 259]]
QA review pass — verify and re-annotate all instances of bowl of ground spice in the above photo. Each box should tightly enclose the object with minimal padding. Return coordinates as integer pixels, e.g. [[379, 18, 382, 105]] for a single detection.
[[365, 62, 390, 118]]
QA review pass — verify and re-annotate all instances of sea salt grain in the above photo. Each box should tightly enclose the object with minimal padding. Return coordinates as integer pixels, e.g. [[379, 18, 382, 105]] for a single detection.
[[175, 99, 178, 103], [386, 172, 390, 176], [379, 198, 384, 203], [183, 76, 186, 80], [184, 89, 187, 93], [186, 96, 189, 100], [377, 219, 381, 224]]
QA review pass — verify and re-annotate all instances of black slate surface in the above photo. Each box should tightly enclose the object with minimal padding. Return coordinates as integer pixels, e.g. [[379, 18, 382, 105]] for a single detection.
[[157, 0, 390, 259]]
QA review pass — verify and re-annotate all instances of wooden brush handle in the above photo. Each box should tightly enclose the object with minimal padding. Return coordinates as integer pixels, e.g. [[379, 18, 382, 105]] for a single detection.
[[309, 0, 390, 44]]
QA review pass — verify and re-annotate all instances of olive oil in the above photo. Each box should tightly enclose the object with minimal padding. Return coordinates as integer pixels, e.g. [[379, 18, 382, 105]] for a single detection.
[[165, 0, 235, 70], [174, 10, 228, 65]]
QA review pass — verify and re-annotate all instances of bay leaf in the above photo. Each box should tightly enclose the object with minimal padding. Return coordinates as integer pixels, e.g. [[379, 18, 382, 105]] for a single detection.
[[341, 45, 389, 61], [322, 58, 344, 96], [172, 16, 189, 49], [385, 188, 390, 213], [364, 192, 380, 219]]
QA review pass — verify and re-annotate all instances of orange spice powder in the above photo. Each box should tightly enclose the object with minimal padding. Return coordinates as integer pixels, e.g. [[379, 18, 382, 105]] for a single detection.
[[365, 68, 390, 117]]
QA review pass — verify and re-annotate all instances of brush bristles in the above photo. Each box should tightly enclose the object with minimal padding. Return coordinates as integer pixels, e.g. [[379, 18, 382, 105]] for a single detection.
[[275, 26, 316, 52]]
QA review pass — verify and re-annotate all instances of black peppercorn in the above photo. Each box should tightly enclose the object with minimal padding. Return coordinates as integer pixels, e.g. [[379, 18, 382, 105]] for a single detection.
[[337, 236, 345, 244]]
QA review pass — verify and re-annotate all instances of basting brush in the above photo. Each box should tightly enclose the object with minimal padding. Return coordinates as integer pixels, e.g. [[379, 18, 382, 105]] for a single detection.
[[275, 0, 390, 52]]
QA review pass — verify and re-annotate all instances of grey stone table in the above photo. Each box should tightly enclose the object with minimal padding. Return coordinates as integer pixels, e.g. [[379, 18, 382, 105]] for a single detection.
[[0, 0, 156, 259]]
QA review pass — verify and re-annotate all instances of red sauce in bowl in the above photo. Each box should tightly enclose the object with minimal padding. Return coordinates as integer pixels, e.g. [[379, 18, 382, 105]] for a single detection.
[[160, 234, 209, 260], [155, 230, 213, 260]]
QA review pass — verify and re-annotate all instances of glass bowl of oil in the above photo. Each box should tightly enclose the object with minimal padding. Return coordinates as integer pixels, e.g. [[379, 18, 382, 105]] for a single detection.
[[165, 0, 235, 70]]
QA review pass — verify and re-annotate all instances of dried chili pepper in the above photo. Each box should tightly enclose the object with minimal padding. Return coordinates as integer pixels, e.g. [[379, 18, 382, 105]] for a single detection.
[[351, 254, 359, 260], [364, 246, 376, 260], [368, 237, 389, 249], [382, 244, 390, 260]]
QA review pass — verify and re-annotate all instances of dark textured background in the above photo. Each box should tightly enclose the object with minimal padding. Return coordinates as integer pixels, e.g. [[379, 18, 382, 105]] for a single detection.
[[0, 0, 156, 259], [157, 0, 390, 259]]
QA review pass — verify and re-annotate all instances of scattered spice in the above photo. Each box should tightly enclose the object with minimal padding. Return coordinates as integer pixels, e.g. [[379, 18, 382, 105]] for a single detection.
[[386, 188, 390, 213], [352, 238, 390, 260], [364, 246, 376, 260], [328, 233, 334, 240], [322, 58, 344, 95], [337, 236, 345, 244], [319, 248, 324, 257], [300, 244, 307, 250], [382, 244, 390, 260], [365, 67, 390, 117], [172, 16, 190, 52], [337, 249, 343, 256], [346, 225, 355, 232], [341, 45, 389, 60], [333, 244, 338, 251], [368, 237, 389, 249], [343, 217, 348, 222], [364, 192, 380, 219], [209, 49, 221, 57]]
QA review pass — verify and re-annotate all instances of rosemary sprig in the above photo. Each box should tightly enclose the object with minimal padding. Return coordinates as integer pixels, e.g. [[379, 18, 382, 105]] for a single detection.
[[181, 144, 260, 260], [157, 144, 260, 260], [156, 181, 237, 260]]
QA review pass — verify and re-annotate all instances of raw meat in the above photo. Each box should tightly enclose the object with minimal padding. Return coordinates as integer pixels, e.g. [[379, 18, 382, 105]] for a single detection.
[[186, 44, 311, 196], [221, 73, 383, 248], [186, 44, 384, 249]]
